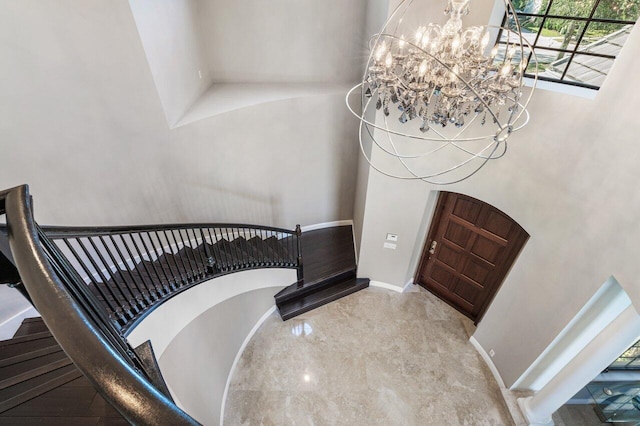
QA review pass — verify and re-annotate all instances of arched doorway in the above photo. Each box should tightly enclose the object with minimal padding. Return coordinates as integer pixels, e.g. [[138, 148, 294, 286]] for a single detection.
[[414, 192, 529, 324]]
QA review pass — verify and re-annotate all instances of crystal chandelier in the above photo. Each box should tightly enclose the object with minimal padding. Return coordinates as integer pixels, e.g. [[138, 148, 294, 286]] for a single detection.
[[347, 0, 537, 184]]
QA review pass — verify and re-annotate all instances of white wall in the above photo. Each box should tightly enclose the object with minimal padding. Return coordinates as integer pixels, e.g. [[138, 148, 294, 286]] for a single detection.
[[0, 0, 361, 230], [129, 0, 212, 127], [158, 286, 281, 425], [0, 286, 39, 340], [357, 0, 640, 388], [196, 0, 367, 84]]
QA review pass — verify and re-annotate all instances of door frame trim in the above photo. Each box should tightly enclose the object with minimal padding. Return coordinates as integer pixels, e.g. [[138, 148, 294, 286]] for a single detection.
[[413, 192, 448, 286]]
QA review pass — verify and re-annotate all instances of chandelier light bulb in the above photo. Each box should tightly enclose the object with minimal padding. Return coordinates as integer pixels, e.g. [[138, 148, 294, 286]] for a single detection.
[[375, 42, 387, 62], [346, 0, 537, 184], [418, 59, 428, 77], [385, 52, 393, 68]]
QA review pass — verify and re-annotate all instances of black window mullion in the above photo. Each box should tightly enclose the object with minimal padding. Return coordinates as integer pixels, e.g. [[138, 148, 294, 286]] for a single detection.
[[559, 0, 602, 80]]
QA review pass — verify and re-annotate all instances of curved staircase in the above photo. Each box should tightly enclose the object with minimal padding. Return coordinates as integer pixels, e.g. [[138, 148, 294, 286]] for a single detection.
[[0, 317, 126, 425]]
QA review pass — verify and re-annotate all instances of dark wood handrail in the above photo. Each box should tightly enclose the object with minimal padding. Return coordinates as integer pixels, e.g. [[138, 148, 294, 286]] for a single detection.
[[41, 222, 296, 237], [1, 185, 199, 425]]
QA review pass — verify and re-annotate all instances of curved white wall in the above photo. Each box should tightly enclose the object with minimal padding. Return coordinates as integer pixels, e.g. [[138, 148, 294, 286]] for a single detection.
[[126, 269, 294, 425], [127, 268, 294, 356]]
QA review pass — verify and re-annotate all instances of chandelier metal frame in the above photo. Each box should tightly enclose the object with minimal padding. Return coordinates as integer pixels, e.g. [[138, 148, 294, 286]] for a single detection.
[[346, 0, 538, 185]]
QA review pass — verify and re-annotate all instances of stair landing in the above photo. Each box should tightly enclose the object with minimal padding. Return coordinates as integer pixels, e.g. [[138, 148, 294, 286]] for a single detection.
[[275, 226, 369, 320]]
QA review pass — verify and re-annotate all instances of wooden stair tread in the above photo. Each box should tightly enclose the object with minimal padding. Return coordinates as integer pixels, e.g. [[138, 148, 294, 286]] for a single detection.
[[277, 277, 369, 321], [0, 355, 73, 390], [274, 267, 355, 304], [0, 345, 62, 369], [12, 318, 47, 338], [0, 364, 81, 412]]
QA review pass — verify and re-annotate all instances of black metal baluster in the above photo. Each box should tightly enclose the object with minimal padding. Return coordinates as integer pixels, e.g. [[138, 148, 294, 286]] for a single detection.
[[199, 228, 214, 273], [45, 233, 127, 332], [87, 236, 134, 320], [221, 227, 234, 270], [120, 234, 153, 305], [180, 229, 201, 278], [147, 231, 177, 293], [108, 235, 146, 311], [126, 233, 160, 301], [207, 228, 223, 272], [239, 227, 248, 268], [62, 238, 122, 321], [296, 224, 304, 285], [74, 238, 127, 323], [274, 230, 284, 266], [161, 230, 186, 285], [138, 232, 168, 296], [261, 229, 269, 265], [189, 228, 208, 275], [223, 227, 235, 270], [245, 228, 254, 267], [169, 229, 191, 281], [98, 236, 140, 315]]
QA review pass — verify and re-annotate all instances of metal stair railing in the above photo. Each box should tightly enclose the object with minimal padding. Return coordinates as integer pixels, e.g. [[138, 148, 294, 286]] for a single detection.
[[0, 184, 305, 425]]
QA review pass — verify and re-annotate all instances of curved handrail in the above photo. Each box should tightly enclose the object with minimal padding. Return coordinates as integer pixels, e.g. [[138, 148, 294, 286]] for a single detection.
[[2, 185, 200, 425], [37, 221, 302, 333], [42, 222, 297, 237]]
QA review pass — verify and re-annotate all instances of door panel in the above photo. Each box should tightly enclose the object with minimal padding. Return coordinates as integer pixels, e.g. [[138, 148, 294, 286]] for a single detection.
[[416, 192, 529, 323]]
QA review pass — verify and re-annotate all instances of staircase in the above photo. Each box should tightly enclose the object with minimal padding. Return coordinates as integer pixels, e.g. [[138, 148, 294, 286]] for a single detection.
[[275, 226, 369, 320], [0, 317, 126, 424], [46, 225, 299, 332]]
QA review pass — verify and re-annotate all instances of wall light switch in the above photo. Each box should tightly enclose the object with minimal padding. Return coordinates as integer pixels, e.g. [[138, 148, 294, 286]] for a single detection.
[[386, 233, 398, 242], [383, 242, 397, 250]]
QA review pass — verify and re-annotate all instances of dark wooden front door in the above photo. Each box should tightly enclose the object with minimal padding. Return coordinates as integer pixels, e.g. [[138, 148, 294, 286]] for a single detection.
[[416, 192, 528, 323]]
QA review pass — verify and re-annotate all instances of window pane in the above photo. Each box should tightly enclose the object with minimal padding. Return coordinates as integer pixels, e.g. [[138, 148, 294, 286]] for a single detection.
[[593, 0, 640, 21], [535, 18, 587, 51], [578, 22, 634, 54], [493, 43, 527, 65], [548, 0, 597, 17], [511, 0, 547, 14], [529, 47, 570, 79], [563, 54, 614, 86]]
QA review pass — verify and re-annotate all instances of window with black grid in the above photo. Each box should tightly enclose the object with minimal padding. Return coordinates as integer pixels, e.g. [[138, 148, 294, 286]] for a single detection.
[[498, 0, 640, 89]]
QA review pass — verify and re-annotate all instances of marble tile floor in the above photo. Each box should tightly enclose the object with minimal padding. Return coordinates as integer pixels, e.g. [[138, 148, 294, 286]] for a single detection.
[[224, 287, 514, 425]]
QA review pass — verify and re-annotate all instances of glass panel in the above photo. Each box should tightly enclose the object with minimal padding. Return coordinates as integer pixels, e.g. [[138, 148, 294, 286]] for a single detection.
[[548, 0, 597, 17], [511, 0, 547, 14], [492, 43, 528, 66], [578, 22, 634, 54], [526, 47, 570, 78], [563, 54, 614, 86], [586, 382, 640, 423], [593, 0, 640, 21], [534, 18, 587, 50]]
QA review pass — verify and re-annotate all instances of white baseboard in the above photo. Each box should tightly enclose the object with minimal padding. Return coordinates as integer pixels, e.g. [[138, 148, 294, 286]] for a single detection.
[[369, 280, 404, 293], [300, 220, 353, 233], [220, 305, 277, 426], [469, 336, 506, 389], [402, 279, 414, 293]]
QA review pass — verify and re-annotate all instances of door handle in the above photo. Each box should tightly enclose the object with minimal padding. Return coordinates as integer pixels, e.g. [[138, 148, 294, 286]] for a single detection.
[[428, 240, 437, 255]]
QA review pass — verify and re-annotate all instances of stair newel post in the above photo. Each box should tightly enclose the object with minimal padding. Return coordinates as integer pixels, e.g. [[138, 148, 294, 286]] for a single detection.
[[295, 224, 303, 287]]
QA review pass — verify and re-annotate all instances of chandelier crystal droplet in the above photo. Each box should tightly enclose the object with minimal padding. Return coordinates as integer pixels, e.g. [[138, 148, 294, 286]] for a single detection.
[[346, 0, 537, 184]]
